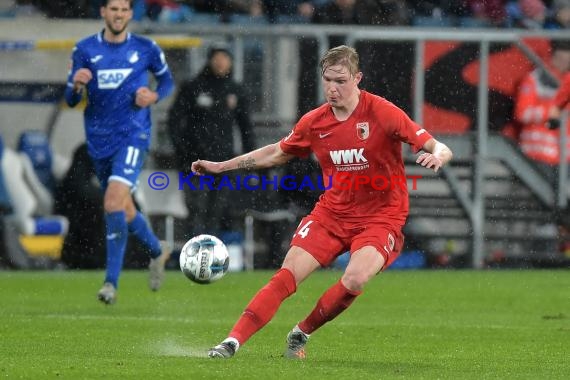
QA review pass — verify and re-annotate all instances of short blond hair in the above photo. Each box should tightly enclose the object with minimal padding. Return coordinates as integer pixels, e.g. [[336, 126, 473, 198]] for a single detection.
[[320, 45, 360, 77]]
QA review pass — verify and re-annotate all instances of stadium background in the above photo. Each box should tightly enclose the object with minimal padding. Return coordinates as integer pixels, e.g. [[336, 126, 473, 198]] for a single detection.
[[0, 4, 568, 379], [1, 15, 569, 270]]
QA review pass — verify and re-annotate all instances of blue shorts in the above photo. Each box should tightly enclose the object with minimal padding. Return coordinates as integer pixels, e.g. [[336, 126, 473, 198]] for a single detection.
[[92, 144, 147, 191]]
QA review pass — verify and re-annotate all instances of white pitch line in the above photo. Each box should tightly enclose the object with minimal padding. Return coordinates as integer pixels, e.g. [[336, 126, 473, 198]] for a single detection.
[[39, 313, 540, 331], [41, 314, 228, 324]]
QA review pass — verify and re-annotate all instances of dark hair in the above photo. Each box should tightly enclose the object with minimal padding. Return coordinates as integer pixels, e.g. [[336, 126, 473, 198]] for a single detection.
[[551, 39, 570, 52], [101, 0, 133, 8], [208, 46, 233, 60]]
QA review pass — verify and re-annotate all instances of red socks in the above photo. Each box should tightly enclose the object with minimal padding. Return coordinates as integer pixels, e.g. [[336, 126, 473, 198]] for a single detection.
[[228, 273, 362, 345], [298, 280, 361, 334], [229, 268, 296, 344]]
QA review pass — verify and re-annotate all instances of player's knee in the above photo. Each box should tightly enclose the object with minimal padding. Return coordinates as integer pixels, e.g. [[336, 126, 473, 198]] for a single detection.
[[103, 187, 131, 213], [103, 195, 124, 213], [124, 199, 137, 221], [341, 271, 370, 291]]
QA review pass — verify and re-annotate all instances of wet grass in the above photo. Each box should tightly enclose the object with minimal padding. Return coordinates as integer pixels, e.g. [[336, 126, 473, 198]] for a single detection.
[[1, 269, 568, 379]]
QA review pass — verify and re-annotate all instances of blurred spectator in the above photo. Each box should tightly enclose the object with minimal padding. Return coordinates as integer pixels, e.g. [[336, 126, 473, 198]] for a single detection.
[[188, 0, 263, 21], [409, 0, 471, 19], [544, 0, 570, 28], [514, 40, 570, 180], [167, 45, 256, 234], [189, 0, 226, 13], [355, 0, 410, 25], [506, 0, 547, 28], [33, 0, 93, 18], [263, 0, 317, 23], [465, 0, 507, 26], [145, 0, 171, 20], [226, 0, 264, 16], [9, 0, 43, 17], [145, 0, 195, 22]]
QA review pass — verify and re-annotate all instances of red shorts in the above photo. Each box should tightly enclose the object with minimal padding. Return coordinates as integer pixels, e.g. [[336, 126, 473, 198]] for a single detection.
[[290, 207, 404, 270]]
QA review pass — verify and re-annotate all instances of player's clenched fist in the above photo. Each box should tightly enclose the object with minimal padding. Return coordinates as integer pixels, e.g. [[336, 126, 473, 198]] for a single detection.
[[191, 159, 222, 175], [73, 68, 92, 93], [135, 87, 158, 108]]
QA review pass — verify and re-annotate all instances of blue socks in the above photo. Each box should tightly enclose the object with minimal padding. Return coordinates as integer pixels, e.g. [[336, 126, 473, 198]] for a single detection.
[[128, 211, 162, 259], [104, 211, 128, 288]]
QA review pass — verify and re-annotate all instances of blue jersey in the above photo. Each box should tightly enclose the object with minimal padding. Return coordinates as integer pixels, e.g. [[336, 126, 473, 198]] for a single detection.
[[65, 31, 174, 159]]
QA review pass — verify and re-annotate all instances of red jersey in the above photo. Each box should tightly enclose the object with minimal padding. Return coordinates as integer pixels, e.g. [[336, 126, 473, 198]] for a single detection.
[[280, 90, 432, 227]]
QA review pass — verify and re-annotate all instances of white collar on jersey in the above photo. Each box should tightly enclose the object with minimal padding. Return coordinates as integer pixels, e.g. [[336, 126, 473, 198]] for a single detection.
[[97, 30, 131, 44]]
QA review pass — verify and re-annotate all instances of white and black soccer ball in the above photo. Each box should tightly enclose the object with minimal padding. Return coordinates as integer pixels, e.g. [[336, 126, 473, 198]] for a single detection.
[[179, 234, 230, 284]]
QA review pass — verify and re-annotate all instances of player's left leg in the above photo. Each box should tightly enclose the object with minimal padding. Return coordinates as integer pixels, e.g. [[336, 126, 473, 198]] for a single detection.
[[287, 246, 385, 359], [124, 197, 171, 291], [208, 246, 321, 359]]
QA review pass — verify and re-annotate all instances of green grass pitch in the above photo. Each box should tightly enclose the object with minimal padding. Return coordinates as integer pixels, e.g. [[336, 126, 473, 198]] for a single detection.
[[1, 269, 568, 379]]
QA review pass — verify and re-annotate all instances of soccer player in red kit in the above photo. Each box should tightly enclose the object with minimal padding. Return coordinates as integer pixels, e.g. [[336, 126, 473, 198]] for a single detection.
[[192, 45, 453, 359]]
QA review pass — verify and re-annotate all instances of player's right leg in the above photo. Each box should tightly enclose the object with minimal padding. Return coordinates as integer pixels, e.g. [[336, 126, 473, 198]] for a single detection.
[[99, 180, 131, 304], [284, 324, 310, 359], [279, 215, 347, 359], [289, 245, 387, 358], [208, 247, 321, 359]]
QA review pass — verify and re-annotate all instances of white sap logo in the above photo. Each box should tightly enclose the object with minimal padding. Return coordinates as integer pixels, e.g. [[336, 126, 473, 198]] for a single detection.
[[329, 148, 368, 165], [97, 68, 133, 89]]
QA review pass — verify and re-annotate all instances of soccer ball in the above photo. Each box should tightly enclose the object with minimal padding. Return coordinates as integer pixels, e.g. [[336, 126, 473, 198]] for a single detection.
[[179, 234, 229, 284]]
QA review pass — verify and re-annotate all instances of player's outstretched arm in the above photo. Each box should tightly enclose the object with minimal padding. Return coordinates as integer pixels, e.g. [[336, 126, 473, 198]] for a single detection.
[[191, 142, 295, 176], [416, 138, 453, 173]]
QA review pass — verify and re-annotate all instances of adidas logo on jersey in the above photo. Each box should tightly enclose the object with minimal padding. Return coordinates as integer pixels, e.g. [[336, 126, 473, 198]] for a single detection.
[[97, 68, 133, 89]]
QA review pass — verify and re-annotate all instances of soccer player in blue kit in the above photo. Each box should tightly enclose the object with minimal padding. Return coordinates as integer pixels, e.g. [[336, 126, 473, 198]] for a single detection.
[[64, 0, 174, 304]]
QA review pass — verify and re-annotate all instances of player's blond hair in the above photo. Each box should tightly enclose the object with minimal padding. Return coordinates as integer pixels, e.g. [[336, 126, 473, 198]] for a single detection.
[[320, 45, 360, 77]]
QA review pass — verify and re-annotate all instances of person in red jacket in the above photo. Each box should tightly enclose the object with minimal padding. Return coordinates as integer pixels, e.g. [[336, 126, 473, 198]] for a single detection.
[[514, 39, 570, 178]]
